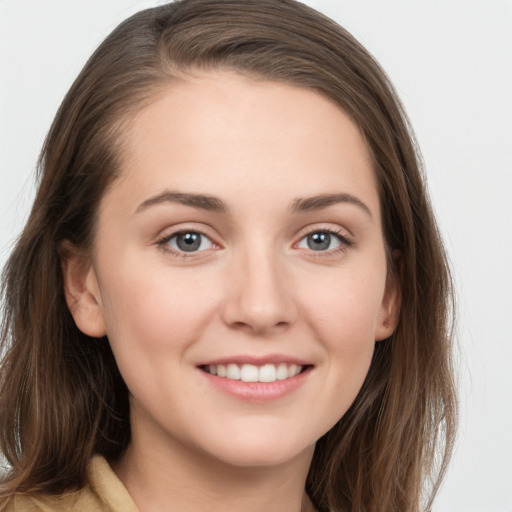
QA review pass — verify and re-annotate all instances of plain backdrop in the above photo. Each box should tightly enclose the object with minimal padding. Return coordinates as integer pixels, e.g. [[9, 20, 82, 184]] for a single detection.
[[1, 1, 511, 510]]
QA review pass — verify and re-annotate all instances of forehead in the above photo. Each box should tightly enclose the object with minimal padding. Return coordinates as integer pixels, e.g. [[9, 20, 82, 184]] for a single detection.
[[106, 70, 380, 219]]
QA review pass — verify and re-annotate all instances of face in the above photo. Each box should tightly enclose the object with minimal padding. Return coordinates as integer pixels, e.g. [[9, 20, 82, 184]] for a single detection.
[[66, 71, 399, 469]]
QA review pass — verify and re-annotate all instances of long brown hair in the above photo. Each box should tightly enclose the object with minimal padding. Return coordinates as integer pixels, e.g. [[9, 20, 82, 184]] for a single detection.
[[0, 1, 457, 510]]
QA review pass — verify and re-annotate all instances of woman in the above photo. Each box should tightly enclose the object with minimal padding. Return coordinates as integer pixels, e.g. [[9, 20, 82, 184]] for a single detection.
[[0, 1, 457, 511]]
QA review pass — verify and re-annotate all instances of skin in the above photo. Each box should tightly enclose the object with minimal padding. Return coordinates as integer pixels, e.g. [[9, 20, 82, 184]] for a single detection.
[[64, 71, 400, 512]]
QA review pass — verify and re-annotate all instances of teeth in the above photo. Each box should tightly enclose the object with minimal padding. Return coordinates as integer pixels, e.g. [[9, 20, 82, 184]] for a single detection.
[[226, 363, 241, 380], [206, 364, 217, 376], [240, 364, 259, 382], [289, 364, 301, 377], [259, 364, 276, 383], [276, 363, 289, 380], [205, 363, 304, 382]]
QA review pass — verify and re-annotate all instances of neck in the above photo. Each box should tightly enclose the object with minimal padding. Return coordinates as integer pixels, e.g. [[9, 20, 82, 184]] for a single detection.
[[113, 415, 316, 512]]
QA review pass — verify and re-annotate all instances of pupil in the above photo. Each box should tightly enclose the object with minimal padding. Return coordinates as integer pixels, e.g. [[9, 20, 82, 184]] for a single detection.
[[177, 232, 201, 252], [308, 232, 330, 251]]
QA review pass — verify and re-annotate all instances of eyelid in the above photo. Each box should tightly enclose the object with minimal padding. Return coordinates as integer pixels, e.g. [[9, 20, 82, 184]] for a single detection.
[[156, 225, 222, 258], [154, 222, 354, 259], [293, 224, 354, 257], [294, 223, 352, 242]]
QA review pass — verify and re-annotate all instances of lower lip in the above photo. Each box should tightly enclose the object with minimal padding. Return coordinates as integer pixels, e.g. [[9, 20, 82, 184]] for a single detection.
[[198, 367, 312, 401]]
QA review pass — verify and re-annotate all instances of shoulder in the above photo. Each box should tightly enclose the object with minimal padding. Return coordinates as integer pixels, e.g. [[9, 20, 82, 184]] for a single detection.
[[0, 456, 138, 512], [0, 492, 85, 512]]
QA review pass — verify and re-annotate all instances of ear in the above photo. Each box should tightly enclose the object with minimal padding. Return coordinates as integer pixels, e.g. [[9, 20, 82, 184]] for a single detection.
[[375, 253, 402, 342], [60, 242, 107, 338]]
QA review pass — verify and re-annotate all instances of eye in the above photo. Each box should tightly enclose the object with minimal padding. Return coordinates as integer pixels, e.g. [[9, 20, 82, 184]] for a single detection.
[[297, 230, 348, 252], [160, 231, 214, 254]]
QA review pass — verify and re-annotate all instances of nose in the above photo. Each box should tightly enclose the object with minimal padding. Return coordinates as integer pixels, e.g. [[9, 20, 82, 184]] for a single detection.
[[221, 246, 297, 335]]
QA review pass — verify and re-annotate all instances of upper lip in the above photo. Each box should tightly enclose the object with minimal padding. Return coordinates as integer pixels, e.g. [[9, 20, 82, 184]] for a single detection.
[[197, 354, 312, 366]]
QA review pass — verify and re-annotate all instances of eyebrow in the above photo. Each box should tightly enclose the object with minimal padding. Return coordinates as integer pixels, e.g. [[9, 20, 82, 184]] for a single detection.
[[135, 191, 229, 214], [290, 193, 372, 218], [135, 190, 372, 218]]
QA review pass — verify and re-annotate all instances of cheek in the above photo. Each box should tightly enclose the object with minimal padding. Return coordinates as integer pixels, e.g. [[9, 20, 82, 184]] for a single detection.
[[97, 265, 223, 412], [296, 266, 386, 404], [300, 270, 386, 348], [98, 259, 220, 360]]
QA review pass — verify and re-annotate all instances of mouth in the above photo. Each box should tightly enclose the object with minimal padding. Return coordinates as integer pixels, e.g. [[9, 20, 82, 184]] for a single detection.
[[199, 363, 310, 383]]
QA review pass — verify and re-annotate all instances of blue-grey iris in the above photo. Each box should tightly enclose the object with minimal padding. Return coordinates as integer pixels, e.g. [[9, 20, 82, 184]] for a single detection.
[[176, 232, 201, 252], [307, 232, 331, 251]]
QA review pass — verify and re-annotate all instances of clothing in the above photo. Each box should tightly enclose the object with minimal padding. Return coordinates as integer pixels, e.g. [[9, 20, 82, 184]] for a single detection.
[[2, 456, 139, 512], [3, 457, 318, 512]]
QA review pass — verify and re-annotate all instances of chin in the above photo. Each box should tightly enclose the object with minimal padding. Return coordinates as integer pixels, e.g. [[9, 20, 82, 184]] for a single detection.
[[195, 429, 316, 469], [214, 445, 313, 469]]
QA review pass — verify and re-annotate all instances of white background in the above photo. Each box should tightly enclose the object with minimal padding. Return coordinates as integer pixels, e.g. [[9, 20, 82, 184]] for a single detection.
[[1, 1, 511, 510]]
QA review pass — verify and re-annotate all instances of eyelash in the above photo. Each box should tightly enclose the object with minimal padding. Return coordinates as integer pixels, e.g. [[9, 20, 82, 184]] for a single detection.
[[156, 228, 215, 259], [156, 227, 354, 259], [297, 227, 354, 259]]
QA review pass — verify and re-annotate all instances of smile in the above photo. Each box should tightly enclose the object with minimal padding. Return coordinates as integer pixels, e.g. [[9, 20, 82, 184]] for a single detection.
[[202, 363, 306, 383]]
